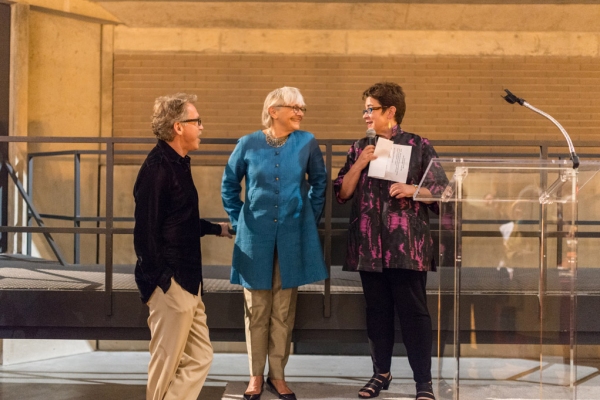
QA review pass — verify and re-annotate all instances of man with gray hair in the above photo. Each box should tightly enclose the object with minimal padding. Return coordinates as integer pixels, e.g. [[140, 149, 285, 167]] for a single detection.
[[134, 93, 231, 400]]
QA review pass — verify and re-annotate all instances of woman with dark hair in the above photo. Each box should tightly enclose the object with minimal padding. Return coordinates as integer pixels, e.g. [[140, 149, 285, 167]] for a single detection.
[[334, 82, 447, 400]]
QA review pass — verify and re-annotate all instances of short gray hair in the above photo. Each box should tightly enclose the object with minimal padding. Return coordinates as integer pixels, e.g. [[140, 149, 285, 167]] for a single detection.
[[151, 93, 197, 141], [261, 87, 305, 128]]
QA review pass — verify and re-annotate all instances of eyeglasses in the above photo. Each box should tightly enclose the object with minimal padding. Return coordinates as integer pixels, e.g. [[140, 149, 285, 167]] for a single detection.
[[180, 118, 202, 126], [362, 107, 384, 115], [276, 105, 307, 114]]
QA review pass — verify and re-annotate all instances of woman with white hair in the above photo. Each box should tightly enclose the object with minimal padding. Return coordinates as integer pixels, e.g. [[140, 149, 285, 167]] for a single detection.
[[222, 86, 328, 400]]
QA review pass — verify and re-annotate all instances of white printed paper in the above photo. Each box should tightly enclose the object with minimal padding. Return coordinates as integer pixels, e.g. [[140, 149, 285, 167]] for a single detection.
[[367, 137, 412, 183]]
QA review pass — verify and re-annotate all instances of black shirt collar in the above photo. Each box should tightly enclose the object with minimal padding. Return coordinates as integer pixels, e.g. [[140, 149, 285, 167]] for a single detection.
[[157, 139, 191, 167]]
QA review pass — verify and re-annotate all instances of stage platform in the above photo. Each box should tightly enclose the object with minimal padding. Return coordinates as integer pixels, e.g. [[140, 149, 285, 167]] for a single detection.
[[2, 253, 600, 344], [3, 253, 600, 294]]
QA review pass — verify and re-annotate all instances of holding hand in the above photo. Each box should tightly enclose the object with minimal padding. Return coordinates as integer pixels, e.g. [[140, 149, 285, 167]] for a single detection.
[[389, 183, 417, 199], [218, 222, 233, 238], [355, 145, 377, 170]]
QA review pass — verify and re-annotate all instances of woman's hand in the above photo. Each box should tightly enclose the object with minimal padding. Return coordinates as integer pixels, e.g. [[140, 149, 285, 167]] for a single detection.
[[339, 144, 377, 199], [354, 145, 377, 170], [389, 183, 417, 199], [338, 145, 377, 200], [390, 183, 434, 203]]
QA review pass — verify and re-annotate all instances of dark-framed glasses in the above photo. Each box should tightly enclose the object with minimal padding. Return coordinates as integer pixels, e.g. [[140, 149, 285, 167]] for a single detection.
[[180, 118, 202, 126], [276, 105, 307, 114], [362, 107, 383, 115]]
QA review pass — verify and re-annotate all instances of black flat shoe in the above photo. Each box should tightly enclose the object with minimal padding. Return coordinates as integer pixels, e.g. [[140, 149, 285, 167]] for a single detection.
[[243, 391, 262, 400], [243, 380, 263, 400], [266, 377, 297, 400]]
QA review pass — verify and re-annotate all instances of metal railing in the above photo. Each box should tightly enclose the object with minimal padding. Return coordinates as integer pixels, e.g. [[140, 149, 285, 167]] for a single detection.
[[2, 136, 600, 317]]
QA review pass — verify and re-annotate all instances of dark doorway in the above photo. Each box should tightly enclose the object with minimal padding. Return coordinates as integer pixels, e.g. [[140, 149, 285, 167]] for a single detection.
[[0, 3, 11, 252]]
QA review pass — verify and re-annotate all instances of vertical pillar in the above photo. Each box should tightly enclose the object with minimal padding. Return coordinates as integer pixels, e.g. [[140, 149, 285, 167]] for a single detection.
[[100, 24, 113, 139], [8, 3, 29, 254], [0, 3, 11, 252]]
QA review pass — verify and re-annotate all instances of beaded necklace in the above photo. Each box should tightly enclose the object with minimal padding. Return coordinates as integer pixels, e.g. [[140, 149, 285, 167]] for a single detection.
[[264, 129, 289, 148]]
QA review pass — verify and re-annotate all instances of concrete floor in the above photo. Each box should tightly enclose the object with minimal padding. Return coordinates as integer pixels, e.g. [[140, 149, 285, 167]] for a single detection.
[[1, 352, 600, 400]]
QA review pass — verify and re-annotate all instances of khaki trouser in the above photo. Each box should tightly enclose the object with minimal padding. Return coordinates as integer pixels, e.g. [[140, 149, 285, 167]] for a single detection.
[[243, 257, 298, 379], [146, 278, 213, 400]]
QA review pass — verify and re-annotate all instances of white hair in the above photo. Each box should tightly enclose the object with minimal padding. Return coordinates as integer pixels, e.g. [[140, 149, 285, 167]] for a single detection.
[[261, 86, 306, 128]]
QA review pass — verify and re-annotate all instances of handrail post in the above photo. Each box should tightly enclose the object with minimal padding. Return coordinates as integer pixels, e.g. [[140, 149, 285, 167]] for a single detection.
[[556, 155, 564, 275], [105, 140, 114, 316], [538, 143, 549, 384], [74, 152, 81, 264], [26, 154, 33, 256], [323, 142, 332, 318], [95, 163, 102, 264]]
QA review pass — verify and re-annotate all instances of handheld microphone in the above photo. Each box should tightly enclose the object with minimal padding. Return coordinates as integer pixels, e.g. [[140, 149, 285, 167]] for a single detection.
[[366, 129, 377, 146]]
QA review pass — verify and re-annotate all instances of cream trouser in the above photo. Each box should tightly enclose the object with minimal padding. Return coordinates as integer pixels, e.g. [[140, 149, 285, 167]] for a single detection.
[[146, 278, 213, 400], [244, 257, 298, 379]]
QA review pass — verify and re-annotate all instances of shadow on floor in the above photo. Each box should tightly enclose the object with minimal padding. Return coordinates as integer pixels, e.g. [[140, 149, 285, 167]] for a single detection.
[[0, 383, 225, 400]]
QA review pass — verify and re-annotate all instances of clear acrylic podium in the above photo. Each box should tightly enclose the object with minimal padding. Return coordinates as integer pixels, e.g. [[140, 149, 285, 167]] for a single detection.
[[415, 158, 600, 400]]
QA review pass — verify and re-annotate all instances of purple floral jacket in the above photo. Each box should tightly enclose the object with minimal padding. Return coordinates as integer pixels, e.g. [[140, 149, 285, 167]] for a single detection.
[[333, 127, 448, 273]]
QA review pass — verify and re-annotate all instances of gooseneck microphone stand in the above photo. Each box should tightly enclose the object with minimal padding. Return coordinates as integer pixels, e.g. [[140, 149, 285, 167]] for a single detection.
[[502, 89, 580, 169], [503, 89, 581, 398]]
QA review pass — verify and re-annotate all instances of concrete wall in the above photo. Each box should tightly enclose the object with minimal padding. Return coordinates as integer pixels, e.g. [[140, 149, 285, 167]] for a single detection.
[[2, 0, 117, 365], [27, 9, 104, 263], [105, 2, 600, 143], [111, 53, 600, 143], [6, 0, 117, 262]]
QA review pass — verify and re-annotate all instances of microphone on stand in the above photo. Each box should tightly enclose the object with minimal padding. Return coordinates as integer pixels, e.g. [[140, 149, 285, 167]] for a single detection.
[[366, 128, 377, 146], [502, 89, 579, 169]]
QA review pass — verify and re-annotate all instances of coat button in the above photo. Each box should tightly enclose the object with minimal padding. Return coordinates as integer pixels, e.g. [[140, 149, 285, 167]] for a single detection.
[[274, 219, 278, 222], [275, 177, 279, 181]]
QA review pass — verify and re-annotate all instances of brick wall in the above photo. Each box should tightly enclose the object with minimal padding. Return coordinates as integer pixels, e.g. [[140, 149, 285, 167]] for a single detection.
[[113, 54, 600, 145]]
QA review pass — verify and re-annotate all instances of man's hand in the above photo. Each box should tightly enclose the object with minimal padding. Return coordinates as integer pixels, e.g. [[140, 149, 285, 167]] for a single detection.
[[218, 222, 233, 238]]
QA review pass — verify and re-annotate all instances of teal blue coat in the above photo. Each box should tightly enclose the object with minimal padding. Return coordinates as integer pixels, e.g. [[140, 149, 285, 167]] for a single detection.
[[221, 130, 329, 290]]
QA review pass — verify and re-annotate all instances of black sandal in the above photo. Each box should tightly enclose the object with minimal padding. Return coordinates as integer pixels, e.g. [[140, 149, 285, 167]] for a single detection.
[[416, 382, 436, 400], [358, 373, 392, 399]]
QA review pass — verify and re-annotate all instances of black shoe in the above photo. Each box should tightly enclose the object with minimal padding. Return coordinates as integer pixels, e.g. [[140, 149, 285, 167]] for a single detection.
[[266, 377, 297, 400], [416, 382, 436, 400], [243, 380, 263, 400], [358, 373, 392, 399]]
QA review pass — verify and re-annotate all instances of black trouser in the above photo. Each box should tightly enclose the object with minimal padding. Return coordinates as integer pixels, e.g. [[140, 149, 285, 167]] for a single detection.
[[359, 268, 432, 384]]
